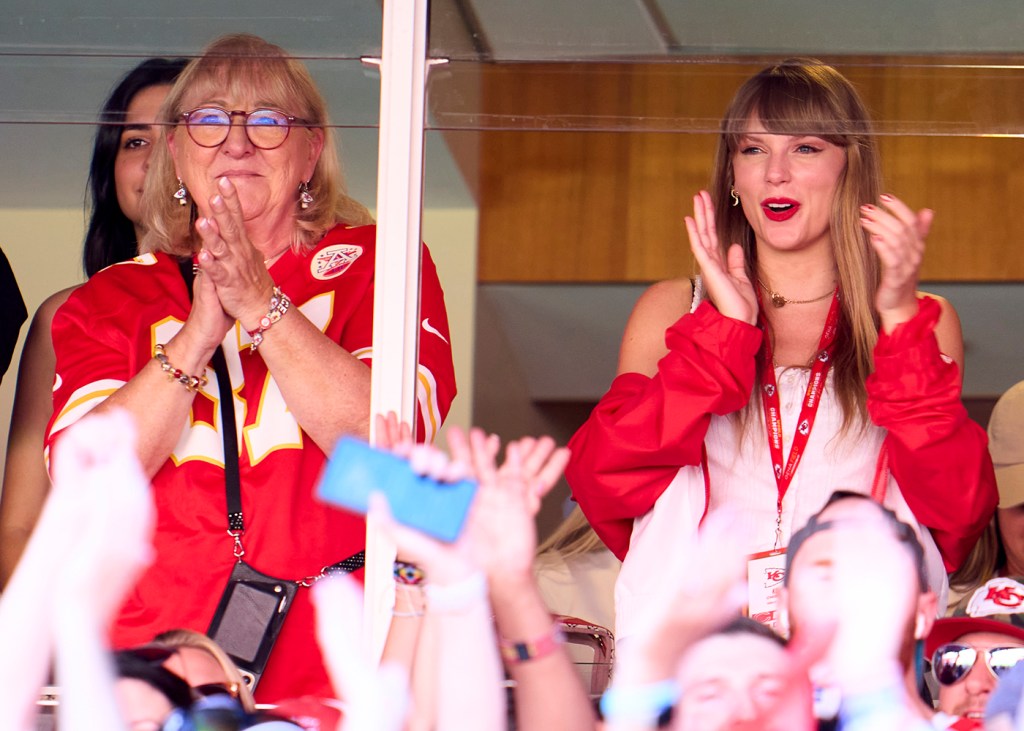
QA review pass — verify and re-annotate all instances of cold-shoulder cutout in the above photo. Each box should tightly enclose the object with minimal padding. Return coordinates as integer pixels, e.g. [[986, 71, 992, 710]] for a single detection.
[[617, 278, 695, 378], [918, 290, 964, 377]]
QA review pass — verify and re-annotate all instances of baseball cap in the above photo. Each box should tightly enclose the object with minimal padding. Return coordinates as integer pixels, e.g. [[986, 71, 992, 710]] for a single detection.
[[926, 576, 1024, 658], [989, 381, 1024, 509]]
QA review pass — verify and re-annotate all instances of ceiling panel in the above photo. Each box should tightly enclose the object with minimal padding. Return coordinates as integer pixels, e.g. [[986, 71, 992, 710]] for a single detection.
[[464, 0, 665, 60], [659, 0, 1024, 55], [0, 1, 382, 55]]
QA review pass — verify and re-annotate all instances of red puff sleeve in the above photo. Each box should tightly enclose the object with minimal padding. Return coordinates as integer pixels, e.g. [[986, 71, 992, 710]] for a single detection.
[[566, 302, 763, 559], [867, 296, 998, 572]]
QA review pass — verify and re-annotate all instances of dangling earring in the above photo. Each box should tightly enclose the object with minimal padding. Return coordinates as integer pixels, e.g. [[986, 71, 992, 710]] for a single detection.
[[299, 181, 314, 210], [730, 186, 740, 207], [173, 178, 189, 207]]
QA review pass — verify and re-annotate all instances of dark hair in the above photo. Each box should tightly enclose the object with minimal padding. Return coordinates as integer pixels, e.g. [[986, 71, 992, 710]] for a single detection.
[[717, 615, 788, 647], [113, 648, 193, 710], [83, 57, 187, 277], [784, 490, 927, 591]]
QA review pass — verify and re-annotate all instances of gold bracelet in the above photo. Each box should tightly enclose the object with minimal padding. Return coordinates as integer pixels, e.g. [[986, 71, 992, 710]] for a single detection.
[[154, 344, 208, 393]]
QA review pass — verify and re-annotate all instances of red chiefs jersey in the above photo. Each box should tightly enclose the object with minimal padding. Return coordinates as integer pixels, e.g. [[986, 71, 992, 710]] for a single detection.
[[46, 224, 456, 702]]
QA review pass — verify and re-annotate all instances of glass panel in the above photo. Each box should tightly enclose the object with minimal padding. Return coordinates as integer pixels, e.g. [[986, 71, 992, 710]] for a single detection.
[[428, 59, 1024, 136], [0, 3, 384, 207], [430, 0, 1024, 60]]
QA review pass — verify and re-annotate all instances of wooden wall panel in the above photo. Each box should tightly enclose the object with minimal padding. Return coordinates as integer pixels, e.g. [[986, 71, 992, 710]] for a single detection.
[[472, 59, 1024, 282]]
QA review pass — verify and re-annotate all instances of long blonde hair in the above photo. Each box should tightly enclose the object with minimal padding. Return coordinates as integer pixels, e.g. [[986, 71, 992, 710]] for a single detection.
[[141, 33, 373, 257], [710, 59, 882, 430], [536, 505, 608, 561]]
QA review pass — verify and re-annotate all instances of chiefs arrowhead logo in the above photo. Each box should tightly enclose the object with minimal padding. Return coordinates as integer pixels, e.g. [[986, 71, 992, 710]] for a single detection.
[[311, 244, 363, 280]]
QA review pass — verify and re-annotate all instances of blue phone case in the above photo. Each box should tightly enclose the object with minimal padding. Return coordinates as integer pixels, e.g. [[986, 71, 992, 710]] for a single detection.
[[317, 437, 478, 543]]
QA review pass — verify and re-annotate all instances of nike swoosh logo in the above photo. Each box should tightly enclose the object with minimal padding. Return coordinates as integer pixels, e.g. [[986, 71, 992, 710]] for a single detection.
[[422, 318, 449, 344]]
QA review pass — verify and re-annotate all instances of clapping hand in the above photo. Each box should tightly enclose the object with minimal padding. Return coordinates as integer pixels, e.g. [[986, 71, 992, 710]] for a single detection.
[[859, 193, 932, 331], [685, 190, 758, 325]]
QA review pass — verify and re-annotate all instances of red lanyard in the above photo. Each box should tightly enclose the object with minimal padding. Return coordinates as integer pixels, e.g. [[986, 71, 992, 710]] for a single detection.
[[758, 288, 841, 546]]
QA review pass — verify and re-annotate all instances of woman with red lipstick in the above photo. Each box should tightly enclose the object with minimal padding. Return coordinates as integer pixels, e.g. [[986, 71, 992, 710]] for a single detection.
[[566, 58, 996, 642], [43, 34, 457, 703]]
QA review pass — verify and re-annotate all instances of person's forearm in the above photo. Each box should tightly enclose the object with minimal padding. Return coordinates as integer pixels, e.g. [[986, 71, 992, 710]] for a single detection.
[[0, 502, 60, 730], [566, 302, 762, 559], [52, 603, 126, 731], [380, 583, 426, 683], [490, 575, 596, 731], [868, 296, 997, 571], [253, 309, 371, 451], [428, 573, 506, 731], [89, 337, 210, 478], [0, 306, 62, 587]]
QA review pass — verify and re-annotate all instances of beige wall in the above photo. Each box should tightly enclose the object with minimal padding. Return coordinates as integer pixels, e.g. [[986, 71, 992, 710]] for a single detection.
[[0, 206, 478, 484]]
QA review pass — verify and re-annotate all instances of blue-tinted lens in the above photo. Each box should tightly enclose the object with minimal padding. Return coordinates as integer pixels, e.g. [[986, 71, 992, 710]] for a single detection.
[[247, 109, 289, 127], [185, 108, 231, 147], [190, 108, 230, 126]]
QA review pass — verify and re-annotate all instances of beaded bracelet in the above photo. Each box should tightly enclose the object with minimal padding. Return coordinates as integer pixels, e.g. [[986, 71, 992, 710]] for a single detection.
[[394, 561, 425, 586], [154, 344, 208, 393], [498, 623, 566, 664], [246, 286, 291, 353]]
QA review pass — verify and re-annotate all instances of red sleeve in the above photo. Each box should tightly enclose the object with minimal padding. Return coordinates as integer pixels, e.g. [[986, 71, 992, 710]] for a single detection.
[[565, 302, 763, 559], [414, 244, 457, 443], [339, 241, 456, 445], [867, 296, 997, 572]]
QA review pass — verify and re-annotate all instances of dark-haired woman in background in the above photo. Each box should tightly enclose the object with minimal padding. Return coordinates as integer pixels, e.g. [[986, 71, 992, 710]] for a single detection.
[[0, 58, 186, 586]]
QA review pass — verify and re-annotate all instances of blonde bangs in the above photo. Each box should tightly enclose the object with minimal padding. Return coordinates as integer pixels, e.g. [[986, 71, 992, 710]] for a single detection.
[[141, 33, 373, 257]]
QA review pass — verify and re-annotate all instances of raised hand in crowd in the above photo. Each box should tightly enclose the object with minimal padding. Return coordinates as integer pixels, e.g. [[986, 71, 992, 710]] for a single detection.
[[369, 422, 591, 731], [312, 574, 409, 731], [0, 409, 155, 731]]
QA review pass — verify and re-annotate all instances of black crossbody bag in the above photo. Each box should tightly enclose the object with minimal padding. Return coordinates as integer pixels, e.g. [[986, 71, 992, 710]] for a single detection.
[[176, 259, 364, 689]]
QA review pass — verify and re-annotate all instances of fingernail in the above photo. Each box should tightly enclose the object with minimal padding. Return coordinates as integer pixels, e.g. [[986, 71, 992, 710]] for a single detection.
[[218, 176, 232, 192], [211, 195, 224, 209], [860, 204, 873, 212], [880, 193, 893, 202], [197, 217, 210, 231]]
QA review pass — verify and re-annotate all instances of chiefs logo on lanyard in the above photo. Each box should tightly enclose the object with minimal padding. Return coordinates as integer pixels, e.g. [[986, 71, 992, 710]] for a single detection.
[[758, 288, 841, 518]]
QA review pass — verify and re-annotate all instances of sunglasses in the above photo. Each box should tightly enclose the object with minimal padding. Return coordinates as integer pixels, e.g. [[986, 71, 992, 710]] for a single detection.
[[180, 107, 302, 150], [931, 643, 1024, 685]]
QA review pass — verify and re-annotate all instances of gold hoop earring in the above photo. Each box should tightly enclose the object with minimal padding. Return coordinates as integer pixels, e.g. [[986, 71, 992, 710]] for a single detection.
[[730, 187, 740, 207]]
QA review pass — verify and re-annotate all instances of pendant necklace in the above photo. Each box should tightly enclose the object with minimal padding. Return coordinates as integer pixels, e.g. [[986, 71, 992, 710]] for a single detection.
[[757, 278, 836, 308]]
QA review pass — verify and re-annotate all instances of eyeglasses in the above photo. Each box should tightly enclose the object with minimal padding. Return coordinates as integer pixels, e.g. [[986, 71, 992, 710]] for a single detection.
[[931, 643, 1024, 685], [180, 107, 300, 150]]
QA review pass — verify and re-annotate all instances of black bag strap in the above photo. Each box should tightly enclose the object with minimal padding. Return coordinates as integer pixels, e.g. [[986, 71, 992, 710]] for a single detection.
[[176, 258, 244, 536], [177, 257, 363, 573]]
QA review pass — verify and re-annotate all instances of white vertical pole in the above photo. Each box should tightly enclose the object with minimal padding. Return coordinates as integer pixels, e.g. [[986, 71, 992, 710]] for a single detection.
[[366, 0, 429, 657]]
